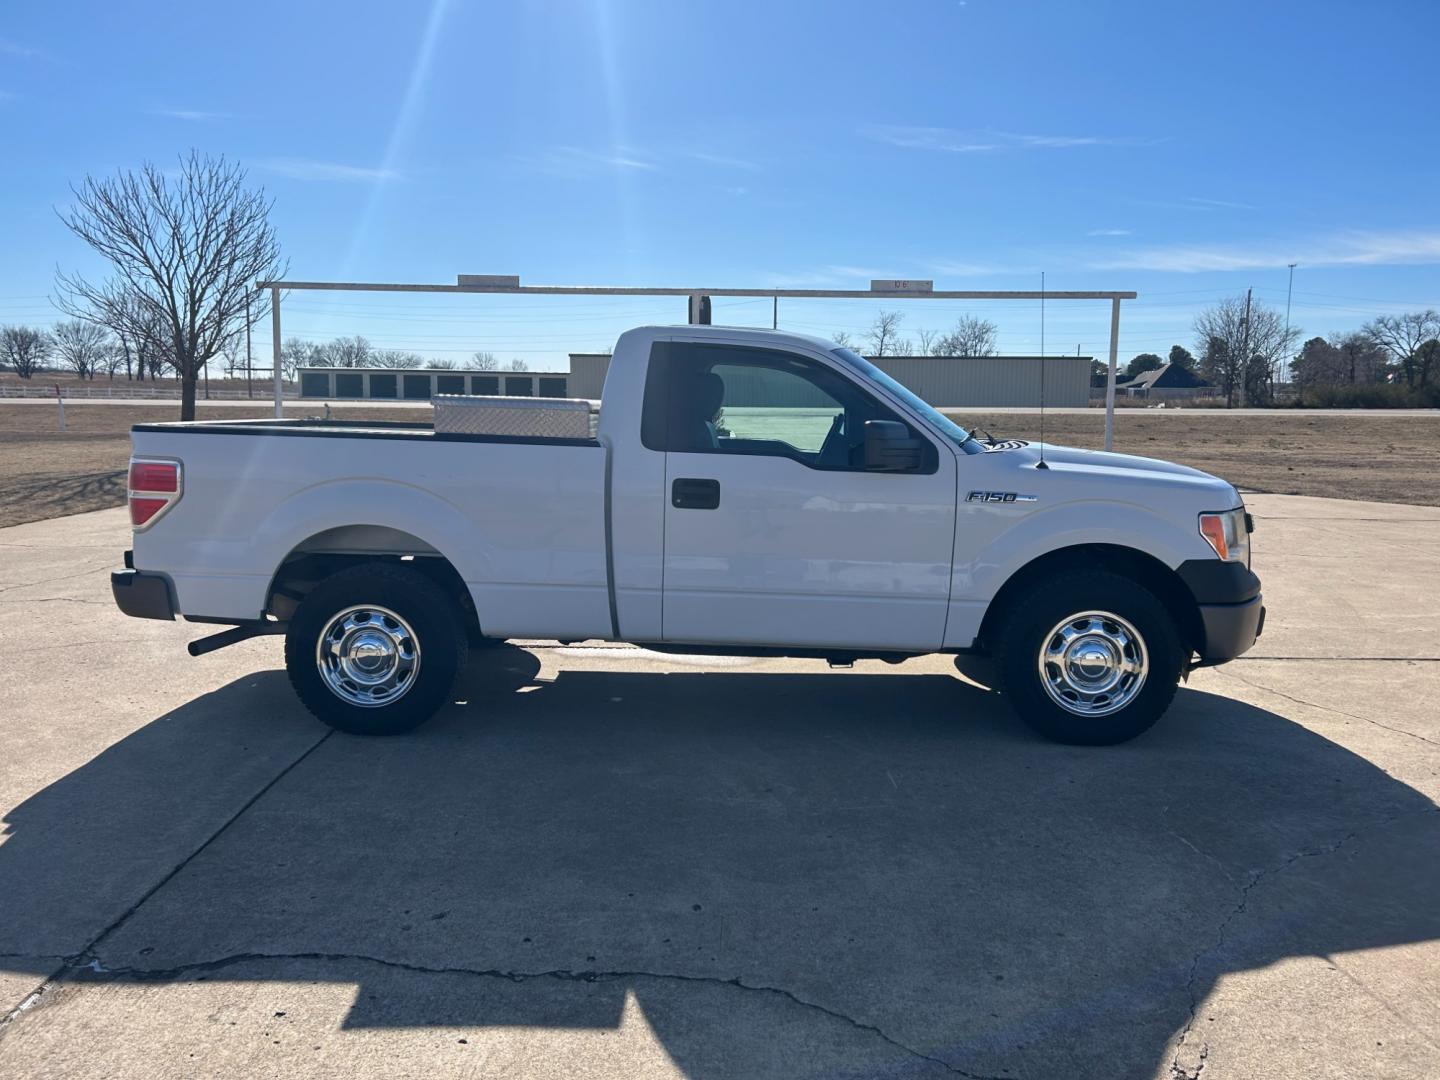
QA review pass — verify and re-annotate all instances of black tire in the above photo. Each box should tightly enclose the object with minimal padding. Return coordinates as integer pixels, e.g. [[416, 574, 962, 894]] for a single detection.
[[285, 562, 468, 735], [992, 571, 1183, 746]]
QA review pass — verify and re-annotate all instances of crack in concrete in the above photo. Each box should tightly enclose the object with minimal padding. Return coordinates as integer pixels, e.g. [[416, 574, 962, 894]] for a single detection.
[[44, 950, 1005, 1079], [1216, 668, 1440, 748], [0, 563, 113, 597], [1167, 807, 1438, 1079], [1321, 955, 1440, 1055], [0, 596, 111, 607], [0, 729, 334, 1038], [1233, 656, 1440, 662]]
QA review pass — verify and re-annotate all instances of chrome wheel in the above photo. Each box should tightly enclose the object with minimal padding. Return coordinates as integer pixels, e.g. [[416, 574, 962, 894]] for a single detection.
[[315, 605, 421, 708], [1037, 610, 1148, 717]]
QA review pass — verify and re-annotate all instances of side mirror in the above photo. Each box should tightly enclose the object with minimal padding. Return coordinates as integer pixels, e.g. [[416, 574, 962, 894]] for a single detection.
[[863, 420, 923, 471]]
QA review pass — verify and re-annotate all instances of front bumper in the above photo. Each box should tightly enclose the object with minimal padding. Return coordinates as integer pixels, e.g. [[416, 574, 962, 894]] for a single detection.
[[1177, 558, 1264, 662], [1197, 595, 1264, 661], [111, 568, 176, 621]]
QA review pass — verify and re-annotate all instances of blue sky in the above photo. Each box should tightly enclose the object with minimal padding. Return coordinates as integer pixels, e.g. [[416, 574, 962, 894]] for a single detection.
[[3, 0, 1439, 371]]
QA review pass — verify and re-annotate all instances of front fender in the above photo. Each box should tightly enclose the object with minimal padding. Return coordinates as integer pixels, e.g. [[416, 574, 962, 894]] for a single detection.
[[944, 499, 1212, 648], [957, 499, 1212, 602]]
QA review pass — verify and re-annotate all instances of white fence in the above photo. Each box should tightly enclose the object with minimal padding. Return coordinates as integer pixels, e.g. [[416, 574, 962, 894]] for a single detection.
[[0, 383, 298, 401]]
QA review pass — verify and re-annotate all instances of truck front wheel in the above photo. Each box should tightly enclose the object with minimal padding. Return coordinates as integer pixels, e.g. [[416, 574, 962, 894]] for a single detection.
[[284, 563, 468, 735], [992, 572, 1183, 745]]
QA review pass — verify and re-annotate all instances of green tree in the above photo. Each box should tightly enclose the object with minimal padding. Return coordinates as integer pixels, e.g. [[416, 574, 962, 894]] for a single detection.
[[1125, 353, 1164, 378], [1167, 344, 1197, 372]]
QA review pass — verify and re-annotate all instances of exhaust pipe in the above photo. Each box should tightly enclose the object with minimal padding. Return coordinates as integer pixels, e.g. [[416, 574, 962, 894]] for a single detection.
[[187, 622, 286, 657]]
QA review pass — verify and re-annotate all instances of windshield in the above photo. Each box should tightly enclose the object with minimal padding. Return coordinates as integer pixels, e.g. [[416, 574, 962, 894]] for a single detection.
[[831, 348, 977, 451]]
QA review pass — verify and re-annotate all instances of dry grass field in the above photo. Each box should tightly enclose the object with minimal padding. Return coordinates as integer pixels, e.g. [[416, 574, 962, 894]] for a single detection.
[[947, 409, 1440, 508], [0, 402, 1437, 527]]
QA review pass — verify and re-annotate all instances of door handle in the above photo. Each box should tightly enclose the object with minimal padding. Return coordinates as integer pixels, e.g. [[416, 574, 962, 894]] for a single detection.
[[672, 477, 720, 510]]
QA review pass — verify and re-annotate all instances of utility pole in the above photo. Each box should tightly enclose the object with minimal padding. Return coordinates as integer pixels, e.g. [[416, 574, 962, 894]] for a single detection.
[[772, 295, 778, 329], [245, 291, 253, 399], [1238, 287, 1253, 408], [1282, 263, 1296, 384]]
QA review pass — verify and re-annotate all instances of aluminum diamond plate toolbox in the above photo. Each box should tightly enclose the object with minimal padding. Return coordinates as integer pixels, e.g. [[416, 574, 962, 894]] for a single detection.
[[432, 394, 595, 438]]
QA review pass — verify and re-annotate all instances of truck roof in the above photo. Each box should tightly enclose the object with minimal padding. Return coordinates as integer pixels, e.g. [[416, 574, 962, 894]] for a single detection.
[[618, 324, 842, 353]]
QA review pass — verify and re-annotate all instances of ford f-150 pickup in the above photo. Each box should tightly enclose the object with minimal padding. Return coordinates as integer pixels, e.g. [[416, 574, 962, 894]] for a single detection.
[[110, 325, 1263, 745]]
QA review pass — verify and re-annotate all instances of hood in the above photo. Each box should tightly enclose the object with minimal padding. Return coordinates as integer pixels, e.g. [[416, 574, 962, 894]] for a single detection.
[[979, 439, 1240, 507]]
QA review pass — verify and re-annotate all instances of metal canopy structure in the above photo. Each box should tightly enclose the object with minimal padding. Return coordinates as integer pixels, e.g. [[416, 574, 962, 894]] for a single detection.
[[256, 276, 1137, 448]]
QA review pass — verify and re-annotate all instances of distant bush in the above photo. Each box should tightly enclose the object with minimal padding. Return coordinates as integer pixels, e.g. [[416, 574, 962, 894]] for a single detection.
[[1289, 383, 1440, 409]]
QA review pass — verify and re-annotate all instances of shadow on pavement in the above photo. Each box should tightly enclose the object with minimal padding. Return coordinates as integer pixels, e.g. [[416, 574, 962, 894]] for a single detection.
[[2, 644, 1437, 1079]]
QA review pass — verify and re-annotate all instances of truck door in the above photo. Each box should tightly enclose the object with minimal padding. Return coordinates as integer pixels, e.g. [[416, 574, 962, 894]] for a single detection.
[[648, 339, 957, 652]]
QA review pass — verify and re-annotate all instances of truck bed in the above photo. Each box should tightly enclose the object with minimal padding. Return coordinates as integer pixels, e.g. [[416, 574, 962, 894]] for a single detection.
[[129, 419, 612, 638], [131, 416, 600, 447]]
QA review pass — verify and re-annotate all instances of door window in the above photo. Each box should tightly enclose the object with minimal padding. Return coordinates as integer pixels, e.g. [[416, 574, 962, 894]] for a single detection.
[[642, 341, 932, 472]]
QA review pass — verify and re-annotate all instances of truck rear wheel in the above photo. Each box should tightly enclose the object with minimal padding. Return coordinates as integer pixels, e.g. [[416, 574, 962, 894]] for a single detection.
[[992, 571, 1182, 745], [284, 563, 468, 735]]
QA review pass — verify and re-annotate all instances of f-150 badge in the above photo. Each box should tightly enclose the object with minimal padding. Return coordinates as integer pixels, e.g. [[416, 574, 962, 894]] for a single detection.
[[966, 491, 1038, 504]]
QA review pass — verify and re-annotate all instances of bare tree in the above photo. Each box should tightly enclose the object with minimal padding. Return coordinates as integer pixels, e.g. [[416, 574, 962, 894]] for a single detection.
[[914, 327, 938, 355], [56, 151, 284, 420], [832, 331, 855, 349], [0, 326, 50, 379], [1364, 310, 1440, 388], [373, 348, 424, 369], [506, 358, 530, 371], [315, 335, 373, 368], [935, 314, 998, 357], [1193, 294, 1300, 406], [280, 337, 314, 380], [104, 291, 171, 381], [866, 310, 904, 357], [469, 350, 499, 370], [99, 340, 127, 380], [51, 319, 111, 380]]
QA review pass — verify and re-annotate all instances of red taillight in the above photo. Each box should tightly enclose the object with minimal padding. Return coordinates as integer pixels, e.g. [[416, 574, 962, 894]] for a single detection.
[[128, 459, 182, 530], [129, 461, 178, 493], [130, 497, 170, 527]]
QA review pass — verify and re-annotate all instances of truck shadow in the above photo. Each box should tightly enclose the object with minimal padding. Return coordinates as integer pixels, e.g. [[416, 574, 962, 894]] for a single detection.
[[2, 645, 1437, 1079]]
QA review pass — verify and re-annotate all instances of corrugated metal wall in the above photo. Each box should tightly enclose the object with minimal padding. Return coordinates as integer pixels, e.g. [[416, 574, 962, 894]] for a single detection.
[[567, 354, 611, 399], [566, 353, 1091, 407], [871, 355, 1091, 407]]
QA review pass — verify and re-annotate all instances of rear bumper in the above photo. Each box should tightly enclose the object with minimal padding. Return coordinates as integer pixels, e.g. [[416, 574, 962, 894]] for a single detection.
[[111, 568, 176, 621]]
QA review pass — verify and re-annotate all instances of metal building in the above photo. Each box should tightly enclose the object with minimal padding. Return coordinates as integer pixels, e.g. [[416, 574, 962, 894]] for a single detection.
[[566, 353, 1092, 407], [297, 367, 571, 401], [298, 353, 1092, 408]]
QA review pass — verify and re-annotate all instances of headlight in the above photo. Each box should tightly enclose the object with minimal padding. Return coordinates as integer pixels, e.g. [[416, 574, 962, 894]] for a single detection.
[[1198, 508, 1250, 565]]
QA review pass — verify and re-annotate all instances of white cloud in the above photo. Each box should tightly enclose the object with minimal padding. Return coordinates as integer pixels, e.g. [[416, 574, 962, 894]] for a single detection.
[[0, 39, 42, 58], [926, 259, 1004, 277], [254, 158, 400, 183], [861, 126, 997, 152], [1090, 230, 1440, 273], [1138, 196, 1257, 212], [1087, 228, 1133, 237], [863, 126, 1151, 153], [152, 108, 229, 122], [762, 265, 886, 288], [684, 150, 761, 171], [522, 146, 659, 176]]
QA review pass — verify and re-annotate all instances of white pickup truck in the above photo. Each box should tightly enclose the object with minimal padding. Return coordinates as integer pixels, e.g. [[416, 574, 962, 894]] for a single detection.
[[111, 325, 1263, 745]]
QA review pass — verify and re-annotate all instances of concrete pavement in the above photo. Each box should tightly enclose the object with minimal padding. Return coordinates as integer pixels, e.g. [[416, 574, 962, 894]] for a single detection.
[[0, 496, 1437, 1079]]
